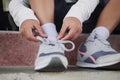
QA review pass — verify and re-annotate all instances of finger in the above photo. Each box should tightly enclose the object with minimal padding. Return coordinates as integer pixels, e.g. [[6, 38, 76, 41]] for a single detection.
[[58, 23, 68, 39], [61, 26, 76, 40], [61, 30, 74, 40], [71, 33, 80, 41], [72, 29, 82, 41], [61, 34, 72, 41], [25, 27, 39, 42], [34, 23, 47, 38]]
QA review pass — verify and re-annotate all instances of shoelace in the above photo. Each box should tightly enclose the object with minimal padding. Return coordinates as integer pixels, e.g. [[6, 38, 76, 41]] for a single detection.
[[36, 36, 75, 52]]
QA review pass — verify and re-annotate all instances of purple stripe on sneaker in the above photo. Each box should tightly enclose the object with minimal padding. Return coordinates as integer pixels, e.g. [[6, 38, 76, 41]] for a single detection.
[[85, 56, 95, 64], [84, 51, 117, 64], [92, 51, 117, 60], [39, 52, 64, 57], [79, 43, 87, 57], [79, 43, 87, 52]]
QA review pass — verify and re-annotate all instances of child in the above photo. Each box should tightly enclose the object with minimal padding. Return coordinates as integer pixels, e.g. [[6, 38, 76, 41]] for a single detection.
[[9, 0, 120, 71]]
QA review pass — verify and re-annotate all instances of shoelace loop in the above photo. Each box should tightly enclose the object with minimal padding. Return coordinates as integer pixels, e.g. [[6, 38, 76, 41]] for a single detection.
[[36, 36, 75, 52]]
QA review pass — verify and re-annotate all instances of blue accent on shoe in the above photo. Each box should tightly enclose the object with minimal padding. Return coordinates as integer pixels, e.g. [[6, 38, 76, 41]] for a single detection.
[[84, 51, 117, 64], [39, 52, 64, 57], [79, 43, 87, 52], [49, 44, 55, 46], [79, 43, 87, 57], [92, 51, 117, 60], [85, 57, 95, 64]]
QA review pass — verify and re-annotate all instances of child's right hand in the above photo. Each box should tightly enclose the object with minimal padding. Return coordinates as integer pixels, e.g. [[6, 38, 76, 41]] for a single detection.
[[20, 19, 46, 42]]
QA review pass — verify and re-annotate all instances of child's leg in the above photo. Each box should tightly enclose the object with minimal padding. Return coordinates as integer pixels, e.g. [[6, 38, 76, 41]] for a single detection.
[[30, 0, 54, 24], [96, 0, 120, 33], [88, 0, 120, 41], [30, 0, 58, 41]]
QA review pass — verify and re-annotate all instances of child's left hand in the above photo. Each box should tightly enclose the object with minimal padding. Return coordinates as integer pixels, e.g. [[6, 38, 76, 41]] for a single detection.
[[58, 17, 82, 41]]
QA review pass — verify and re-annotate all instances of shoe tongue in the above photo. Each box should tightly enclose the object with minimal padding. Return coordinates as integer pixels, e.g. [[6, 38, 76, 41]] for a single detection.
[[47, 36, 57, 42]]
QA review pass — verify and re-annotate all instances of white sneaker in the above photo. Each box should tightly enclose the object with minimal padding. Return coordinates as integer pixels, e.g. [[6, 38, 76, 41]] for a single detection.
[[34, 36, 75, 72], [76, 34, 120, 69]]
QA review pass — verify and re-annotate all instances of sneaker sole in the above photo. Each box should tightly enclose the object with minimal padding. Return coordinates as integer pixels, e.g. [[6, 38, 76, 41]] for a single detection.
[[96, 62, 120, 70], [35, 57, 66, 72], [76, 60, 120, 70]]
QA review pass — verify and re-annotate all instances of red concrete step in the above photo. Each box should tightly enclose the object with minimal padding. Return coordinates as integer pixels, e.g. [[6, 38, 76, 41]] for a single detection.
[[0, 31, 120, 66]]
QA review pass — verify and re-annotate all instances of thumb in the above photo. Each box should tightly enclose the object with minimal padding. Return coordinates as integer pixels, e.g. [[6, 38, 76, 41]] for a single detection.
[[34, 23, 47, 38], [58, 23, 68, 39]]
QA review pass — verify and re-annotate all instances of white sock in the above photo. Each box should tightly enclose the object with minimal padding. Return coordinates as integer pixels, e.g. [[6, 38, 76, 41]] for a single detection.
[[87, 26, 110, 41], [42, 23, 58, 41]]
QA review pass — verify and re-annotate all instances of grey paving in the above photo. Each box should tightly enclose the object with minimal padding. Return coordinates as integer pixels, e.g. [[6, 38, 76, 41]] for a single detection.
[[0, 66, 120, 80]]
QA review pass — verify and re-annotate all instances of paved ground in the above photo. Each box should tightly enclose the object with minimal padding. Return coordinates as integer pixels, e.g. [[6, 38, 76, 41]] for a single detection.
[[0, 66, 120, 80], [0, 31, 120, 80]]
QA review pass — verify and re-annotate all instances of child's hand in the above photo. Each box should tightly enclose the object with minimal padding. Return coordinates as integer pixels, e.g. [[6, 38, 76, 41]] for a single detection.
[[58, 17, 82, 41], [20, 19, 46, 42]]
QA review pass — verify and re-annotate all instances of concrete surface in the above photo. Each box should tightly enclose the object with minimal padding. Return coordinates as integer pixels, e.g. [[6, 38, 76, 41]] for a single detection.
[[0, 31, 120, 80], [1, 31, 120, 66], [0, 66, 120, 80], [0, 31, 87, 66]]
